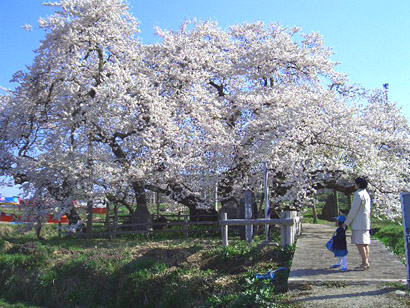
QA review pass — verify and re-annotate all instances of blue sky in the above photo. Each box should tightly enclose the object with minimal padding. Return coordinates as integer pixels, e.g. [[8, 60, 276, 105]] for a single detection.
[[1, 0, 410, 196]]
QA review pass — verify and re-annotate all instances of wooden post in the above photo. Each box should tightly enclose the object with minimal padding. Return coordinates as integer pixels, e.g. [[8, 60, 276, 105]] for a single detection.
[[184, 216, 189, 238], [221, 212, 228, 248], [281, 211, 287, 248], [281, 211, 298, 248], [58, 220, 62, 238], [113, 203, 118, 239], [295, 212, 302, 236], [86, 200, 93, 239], [280, 211, 291, 248], [290, 211, 297, 244], [105, 199, 110, 230]]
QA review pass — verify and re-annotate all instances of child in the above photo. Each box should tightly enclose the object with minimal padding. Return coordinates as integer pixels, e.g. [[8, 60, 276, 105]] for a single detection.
[[330, 215, 348, 272]]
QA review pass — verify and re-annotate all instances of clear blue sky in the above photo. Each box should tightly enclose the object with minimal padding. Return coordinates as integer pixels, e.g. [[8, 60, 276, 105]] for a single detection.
[[1, 0, 410, 197]]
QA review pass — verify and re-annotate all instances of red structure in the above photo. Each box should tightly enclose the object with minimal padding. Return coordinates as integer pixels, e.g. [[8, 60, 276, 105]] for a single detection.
[[0, 196, 106, 223]]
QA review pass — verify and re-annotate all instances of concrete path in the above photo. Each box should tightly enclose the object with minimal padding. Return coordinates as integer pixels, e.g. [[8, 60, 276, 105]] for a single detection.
[[288, 223, 408, 288]]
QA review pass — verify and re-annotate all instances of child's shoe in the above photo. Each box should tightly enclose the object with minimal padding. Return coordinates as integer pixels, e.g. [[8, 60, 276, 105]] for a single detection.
[[330, 264, 340, 268], [339, 267, 348, 272]]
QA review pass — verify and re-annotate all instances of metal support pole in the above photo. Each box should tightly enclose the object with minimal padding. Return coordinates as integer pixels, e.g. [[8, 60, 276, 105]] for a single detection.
[[263, 162, 270, 242], [184, 216, 189, 238], [244, 190, 253, 244], [221, 212, 228, 248], [215, 182, 218, 211]]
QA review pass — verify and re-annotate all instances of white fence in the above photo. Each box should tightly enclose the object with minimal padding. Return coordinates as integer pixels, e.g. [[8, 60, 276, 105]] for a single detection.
[[219, 210, 302, 249]]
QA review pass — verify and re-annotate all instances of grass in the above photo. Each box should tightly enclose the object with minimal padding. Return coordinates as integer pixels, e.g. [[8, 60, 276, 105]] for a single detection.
[[0, 297, 42, 308], [2, 192, 408, 307], [370, 219, 406, 263], [0, 224, 295, 308]]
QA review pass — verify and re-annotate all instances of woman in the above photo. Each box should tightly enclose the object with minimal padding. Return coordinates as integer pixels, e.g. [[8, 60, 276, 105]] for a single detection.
[[344, 177, 371, 270]]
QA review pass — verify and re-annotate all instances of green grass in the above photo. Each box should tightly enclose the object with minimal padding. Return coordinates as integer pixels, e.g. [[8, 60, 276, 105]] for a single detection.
[[371, 221, 406, 261], [0, 297, 42, 308], [0, 224, 295, 308]]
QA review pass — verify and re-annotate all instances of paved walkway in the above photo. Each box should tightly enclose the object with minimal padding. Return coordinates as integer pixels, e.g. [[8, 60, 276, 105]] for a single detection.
[[288, 223, 408, 288]]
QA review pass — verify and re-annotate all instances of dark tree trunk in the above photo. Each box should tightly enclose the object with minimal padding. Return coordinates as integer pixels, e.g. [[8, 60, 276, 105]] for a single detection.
[[131, 181, 152, 230], [145, 183, 203, 219], [312, 203, 318, 223], [334, 189, 339, 215], [67, 208, 81, 225]]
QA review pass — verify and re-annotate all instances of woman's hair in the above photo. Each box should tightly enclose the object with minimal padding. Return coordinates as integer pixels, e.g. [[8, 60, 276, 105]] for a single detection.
[[355, 176, 368, 189]]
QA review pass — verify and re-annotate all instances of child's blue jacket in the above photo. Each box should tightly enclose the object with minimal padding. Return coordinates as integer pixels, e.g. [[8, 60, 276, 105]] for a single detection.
[[332, 226, 347, 250]]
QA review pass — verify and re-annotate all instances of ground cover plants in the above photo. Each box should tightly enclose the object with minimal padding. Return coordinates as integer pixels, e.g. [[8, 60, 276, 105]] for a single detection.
[[0, 224, 295, 308]]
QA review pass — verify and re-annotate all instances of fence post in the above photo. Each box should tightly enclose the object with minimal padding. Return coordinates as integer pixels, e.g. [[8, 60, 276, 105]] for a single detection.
[[113, 204, 118, 239], [295, 211, 302, 237], [184, 216, 189, 238], [58, 221, 62, 238], [290, 211, 297, 245], [281, 211, 299, 248], [221, 212, 228, 248], [281, 211, 287, 249]]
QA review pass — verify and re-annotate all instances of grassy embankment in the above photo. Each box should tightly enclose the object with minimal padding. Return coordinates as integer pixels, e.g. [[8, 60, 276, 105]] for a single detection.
[[0, 222, 296, 308]]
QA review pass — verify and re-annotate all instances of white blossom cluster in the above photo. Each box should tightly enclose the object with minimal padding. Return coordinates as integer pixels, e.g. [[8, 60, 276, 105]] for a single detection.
[[1, 0, 409, 222]]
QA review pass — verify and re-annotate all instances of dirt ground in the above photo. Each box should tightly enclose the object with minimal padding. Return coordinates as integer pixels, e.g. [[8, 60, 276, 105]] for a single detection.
[[287, 282, 410, 308]]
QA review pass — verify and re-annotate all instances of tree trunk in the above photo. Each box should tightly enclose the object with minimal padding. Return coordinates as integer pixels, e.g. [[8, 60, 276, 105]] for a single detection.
[[145, 183, 202, 219], [156, 191, 160, 216], [312, 203, 318, 223], [104, 199, 110, 230], [334, 189, 339, 215], [346, 192, 352, 211], [131, 181, 152, 230]]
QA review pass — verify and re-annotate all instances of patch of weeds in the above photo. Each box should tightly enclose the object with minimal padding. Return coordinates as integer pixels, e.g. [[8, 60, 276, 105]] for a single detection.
[[7, 241, 51, 257], [115, 257, 169, 307], [319, 281, 349, 288], [205, 272, 279, 308], [204, 241, 254, 260], [223, 242, 252, 259], [158, 267, 215, 308], [0, 253, 45, 270], [127, 257, 168, 273]]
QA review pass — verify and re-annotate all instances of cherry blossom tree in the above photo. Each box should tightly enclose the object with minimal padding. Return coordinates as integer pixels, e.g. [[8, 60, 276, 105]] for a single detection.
[[0, 0, 161, 228], [149, 20, 410, 219], [1, 0, 410, 228]]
